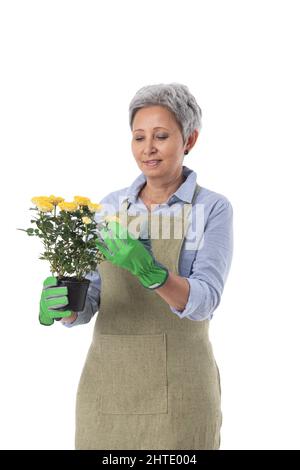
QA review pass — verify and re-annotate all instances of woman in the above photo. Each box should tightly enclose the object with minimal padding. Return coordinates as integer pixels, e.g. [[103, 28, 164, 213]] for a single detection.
[[60, 83, 234, 450]]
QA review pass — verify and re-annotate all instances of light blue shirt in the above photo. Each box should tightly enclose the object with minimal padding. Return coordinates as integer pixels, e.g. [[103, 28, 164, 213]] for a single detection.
[[64, 165, 233, 327]]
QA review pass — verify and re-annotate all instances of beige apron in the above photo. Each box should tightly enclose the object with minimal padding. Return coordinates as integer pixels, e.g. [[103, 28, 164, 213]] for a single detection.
[[75, 183, 222, 450]]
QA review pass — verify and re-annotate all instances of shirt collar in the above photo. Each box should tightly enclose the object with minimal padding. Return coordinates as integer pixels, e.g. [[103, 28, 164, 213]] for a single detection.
[[121, 165, 198, 206]]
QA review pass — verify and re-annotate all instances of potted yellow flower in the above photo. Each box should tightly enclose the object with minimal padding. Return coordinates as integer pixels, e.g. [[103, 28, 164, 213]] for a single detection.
[[17, 194, 107, 314]]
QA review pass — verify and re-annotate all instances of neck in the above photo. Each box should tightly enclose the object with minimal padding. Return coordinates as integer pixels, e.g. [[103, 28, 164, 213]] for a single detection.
[[141, 169, 185, 204]]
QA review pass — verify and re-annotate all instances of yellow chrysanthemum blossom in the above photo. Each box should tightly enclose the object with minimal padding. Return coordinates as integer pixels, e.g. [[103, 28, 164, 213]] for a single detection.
[[31, 196, 52, 205], [73, 196, 91, 206], [48, 195, 65, 205], [36, 201, 55, 212], [58, 201, 78, 212], [82, 216, 92, 225], [88, 202, 102, 212]]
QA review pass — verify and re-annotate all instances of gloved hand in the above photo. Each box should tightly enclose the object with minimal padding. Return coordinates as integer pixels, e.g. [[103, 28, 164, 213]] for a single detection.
[[39, 276, 73, 326], [137, 236, 168, 272], [95, 220, 169, 290]]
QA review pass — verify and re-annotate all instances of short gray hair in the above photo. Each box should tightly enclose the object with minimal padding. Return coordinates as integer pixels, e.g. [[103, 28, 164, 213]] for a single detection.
[[128, 82, 202, 144]]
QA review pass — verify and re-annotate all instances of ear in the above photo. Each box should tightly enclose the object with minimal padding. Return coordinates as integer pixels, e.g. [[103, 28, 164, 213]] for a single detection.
[[184, 128, 199, 152]]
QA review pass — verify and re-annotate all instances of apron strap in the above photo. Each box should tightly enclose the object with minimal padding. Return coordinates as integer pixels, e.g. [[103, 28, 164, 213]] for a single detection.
[[120, 197, 130, 213], [191, 183, 201, 205]]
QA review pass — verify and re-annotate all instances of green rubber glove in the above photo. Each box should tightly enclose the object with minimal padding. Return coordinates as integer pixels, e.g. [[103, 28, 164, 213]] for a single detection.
[[39, 276, 72, 326], [95, 220, 169, 290]]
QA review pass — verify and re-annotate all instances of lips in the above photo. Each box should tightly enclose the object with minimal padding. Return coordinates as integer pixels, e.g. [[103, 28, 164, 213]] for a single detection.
[[143, 159, 162, 166]]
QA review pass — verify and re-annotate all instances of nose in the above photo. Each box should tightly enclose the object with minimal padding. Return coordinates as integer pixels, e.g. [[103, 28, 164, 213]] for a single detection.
[[142, 137, 157, 156]]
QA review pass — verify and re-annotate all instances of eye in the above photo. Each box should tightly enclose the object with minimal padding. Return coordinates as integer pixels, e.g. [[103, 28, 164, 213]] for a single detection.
[[134, 135, 168, 141]]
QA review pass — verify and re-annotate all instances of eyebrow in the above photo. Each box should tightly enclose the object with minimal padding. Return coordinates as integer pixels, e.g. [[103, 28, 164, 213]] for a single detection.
[[133, 126, 169, 132]]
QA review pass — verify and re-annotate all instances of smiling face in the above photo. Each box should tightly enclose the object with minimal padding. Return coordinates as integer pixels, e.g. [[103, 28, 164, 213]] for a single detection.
[[131, 105, 187, 181]]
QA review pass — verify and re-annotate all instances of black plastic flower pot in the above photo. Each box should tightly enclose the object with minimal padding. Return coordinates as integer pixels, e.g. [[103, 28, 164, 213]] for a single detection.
[[53, 276, 90, 320]]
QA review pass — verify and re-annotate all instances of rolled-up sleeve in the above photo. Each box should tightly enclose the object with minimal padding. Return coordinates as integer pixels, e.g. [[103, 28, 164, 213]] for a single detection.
[[63, 270, 101, 327], [170, 199, 233, 321]]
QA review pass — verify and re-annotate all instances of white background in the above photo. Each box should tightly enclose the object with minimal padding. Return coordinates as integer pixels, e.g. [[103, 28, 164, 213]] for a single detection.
[[1, 0, 299, 450]]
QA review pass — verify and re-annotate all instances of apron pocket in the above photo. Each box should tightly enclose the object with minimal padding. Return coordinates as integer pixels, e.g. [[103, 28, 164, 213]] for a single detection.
[[98, 333, 168, 414]]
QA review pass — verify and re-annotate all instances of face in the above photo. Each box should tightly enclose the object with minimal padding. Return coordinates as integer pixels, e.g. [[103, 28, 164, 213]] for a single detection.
[[131, 105, 187, 180]]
